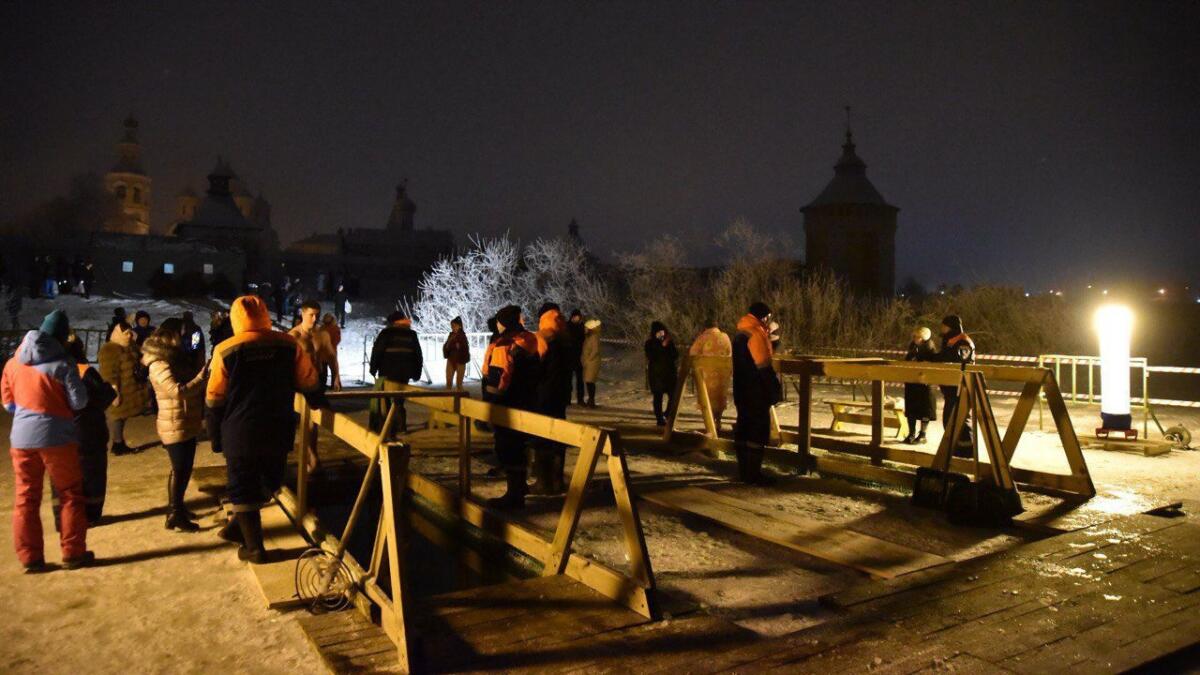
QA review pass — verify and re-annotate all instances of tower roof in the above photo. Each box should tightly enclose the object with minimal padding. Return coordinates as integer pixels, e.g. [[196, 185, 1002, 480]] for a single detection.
[[803, 119, 895, 211], [111, 115, 145, 175]]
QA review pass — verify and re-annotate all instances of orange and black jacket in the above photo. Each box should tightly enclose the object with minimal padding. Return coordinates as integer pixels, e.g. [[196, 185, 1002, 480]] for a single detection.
[[485, 328, 540, 411], [535, 309, 573, 415], [206, 295, 318, 456], [732, 313, 781, 409]]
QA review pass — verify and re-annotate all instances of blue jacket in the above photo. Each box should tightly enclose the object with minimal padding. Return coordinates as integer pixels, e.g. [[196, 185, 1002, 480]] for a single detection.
[[1, 331, 88, 449]]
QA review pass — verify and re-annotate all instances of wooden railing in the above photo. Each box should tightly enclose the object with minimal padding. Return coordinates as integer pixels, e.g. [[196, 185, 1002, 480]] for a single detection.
[[287, 385, 658, 671], [665, 355, 1095, 500]]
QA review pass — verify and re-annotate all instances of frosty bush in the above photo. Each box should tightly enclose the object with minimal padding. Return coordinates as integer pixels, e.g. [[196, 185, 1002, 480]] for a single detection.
[[405, 234, 611, 333]]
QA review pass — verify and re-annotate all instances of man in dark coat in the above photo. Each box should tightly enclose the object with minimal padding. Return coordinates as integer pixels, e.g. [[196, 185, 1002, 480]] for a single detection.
[[368, 311, 423, 433], [902, 327, 938, 444], [934, 314, 976, 457], [732, 302, 781, 485], [566, 309, 586, 405], [644, 321, 678, 426], [531, 303, 573, 495], [55, 335, 117, 526]]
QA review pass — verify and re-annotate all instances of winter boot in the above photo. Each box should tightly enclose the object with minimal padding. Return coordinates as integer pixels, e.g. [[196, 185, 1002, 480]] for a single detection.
[[487, 469, 528, 511], [63, 551, 96, 570], [217, 515, 242, 544], [167, 472, 198, 520], [550, 448, 567, 495], [915, 431, 928, 445], [111, 442, 133, 456], [166, 510, 200, 533], [902, 430, 917, 444], [236, 511, 268, 564], [528, 450, 554, 496], [586, 384, 596, 408], [743, 447, 775, 486]]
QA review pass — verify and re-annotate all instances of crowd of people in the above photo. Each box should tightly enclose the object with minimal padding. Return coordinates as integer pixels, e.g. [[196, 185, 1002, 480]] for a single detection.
[[1, 291, 344, 571], [2, 289, 977, 570], [669, 305, 977, 483]]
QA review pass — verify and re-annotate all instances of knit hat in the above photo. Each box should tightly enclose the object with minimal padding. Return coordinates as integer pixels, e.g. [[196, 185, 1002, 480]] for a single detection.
[[537, 302, 560, 317], [941, 315, 964, 334], [748, 302, 772, 320], [40, 310, 70, 342], [496, 305, 522, 331]]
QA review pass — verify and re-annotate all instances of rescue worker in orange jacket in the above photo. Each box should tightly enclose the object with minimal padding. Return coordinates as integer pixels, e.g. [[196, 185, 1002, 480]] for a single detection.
[[531, 302, 574, 496], [206, 295, 318, 563], [483, 305, 540, 510], [731, 302, 781, 485]]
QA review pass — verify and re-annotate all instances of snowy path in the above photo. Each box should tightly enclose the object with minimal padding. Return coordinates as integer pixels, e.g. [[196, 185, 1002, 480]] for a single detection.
[[0, 413, 322, 675]]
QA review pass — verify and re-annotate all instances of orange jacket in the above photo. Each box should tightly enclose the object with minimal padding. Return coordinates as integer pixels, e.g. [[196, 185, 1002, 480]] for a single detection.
[[736, 314, 774, 368], [535, 309, 566, 357]]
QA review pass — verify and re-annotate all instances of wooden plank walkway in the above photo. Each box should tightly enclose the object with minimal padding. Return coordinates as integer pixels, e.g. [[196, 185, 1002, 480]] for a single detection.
[[641, 485, 952, 579], [298, 504, 1200, 673]]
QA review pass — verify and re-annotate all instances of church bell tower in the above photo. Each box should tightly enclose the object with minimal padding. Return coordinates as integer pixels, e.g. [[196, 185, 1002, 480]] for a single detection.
[[103, 115, 152, 235]]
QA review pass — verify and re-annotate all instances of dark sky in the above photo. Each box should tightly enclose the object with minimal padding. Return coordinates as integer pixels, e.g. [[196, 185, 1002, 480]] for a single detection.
[[2, 1, 1197, 289]]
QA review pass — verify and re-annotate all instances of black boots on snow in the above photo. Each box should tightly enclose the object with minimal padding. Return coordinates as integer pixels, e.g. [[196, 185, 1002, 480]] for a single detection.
[[528, 448, 567, 496], [111, 442, 134, 456], [165, 472, 199, 532], [487, 469, 528, 511], [236, 511, 268, 564], [736, 445, 775, 486]]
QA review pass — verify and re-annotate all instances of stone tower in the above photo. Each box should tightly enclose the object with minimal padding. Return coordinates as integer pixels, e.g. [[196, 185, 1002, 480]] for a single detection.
[[175, 186, 199, 225], [801, 115, 898, 296], [386, 179, 417, 232], [103, 115, 152, 235]]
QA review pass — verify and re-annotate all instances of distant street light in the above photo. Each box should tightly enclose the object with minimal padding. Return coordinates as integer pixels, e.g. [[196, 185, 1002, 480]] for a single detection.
[[1094, 304, 1134, 432]]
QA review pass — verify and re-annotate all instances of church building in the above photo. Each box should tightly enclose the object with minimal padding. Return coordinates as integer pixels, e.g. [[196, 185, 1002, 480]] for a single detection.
[[802, 119, 898, 296]]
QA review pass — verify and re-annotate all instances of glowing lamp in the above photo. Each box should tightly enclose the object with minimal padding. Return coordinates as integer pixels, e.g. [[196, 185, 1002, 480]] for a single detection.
[[1093, 304, 1133, 431]]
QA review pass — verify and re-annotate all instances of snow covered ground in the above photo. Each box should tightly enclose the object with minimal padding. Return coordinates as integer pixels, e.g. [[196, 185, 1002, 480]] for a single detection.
[[4, 293, 1200, 668]]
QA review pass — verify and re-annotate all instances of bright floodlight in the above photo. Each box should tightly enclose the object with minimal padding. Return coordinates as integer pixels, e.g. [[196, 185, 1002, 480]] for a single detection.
[[1093, 304, 1133, 429]]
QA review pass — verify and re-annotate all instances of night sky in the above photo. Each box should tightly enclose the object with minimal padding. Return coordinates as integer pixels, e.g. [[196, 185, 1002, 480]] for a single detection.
[[2, 1, 1196, 289]]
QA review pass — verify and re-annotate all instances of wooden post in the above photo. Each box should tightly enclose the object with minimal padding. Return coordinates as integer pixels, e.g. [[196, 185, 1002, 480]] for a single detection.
[[458, 413, 472, 495], [662, 354, 691, 441], [693, 364, 718, 437], [605, 433, 657, 603], [296, 395, 312, 517], [379, 442, 415, 672], [795, 366, 813, 467], [870, 379, 885, 464], [543, 429, 605, 575]]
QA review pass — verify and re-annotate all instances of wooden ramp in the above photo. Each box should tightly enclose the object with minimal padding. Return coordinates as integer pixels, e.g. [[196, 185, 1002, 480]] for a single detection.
[[641, 485, 952, 579]]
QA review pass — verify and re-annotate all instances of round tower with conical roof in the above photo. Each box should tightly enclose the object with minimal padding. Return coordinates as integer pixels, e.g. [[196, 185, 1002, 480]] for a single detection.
[[801, 111, 898, 296], [103, 115, 152, 235]]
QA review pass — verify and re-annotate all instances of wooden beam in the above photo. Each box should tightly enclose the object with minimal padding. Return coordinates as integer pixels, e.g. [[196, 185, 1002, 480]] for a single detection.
[[544, 428, 607, 575], [378, 444, 415, 672]]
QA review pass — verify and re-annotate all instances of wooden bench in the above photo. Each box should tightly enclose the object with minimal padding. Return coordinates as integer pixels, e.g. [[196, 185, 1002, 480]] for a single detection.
[[826, 399, 908, 439]]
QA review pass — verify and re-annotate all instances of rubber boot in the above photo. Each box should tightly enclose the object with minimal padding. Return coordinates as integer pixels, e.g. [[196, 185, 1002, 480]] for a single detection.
[[217, 516, 242, 544], [744, 447, 775, 486], [487, 469, 527, 510], [236, 511, 268, 564], [528, 449, 554, 496], [550, 447, 567, 495], [166, 471, 198, 521]]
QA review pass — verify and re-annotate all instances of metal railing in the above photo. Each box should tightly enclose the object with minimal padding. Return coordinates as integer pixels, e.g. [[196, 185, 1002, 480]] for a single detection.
[[359, 331, 491, 386]]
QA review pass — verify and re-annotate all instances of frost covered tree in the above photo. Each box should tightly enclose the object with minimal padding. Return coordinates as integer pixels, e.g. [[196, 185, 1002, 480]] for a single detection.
[[405, 234, 611, 334]]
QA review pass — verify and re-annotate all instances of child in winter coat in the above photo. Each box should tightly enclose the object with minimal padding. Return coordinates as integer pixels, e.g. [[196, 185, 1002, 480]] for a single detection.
[[98, 322, 147, 455], [143, 319, 208, 531], [443, 316, 470, 389], [644, 321, 679, 426]]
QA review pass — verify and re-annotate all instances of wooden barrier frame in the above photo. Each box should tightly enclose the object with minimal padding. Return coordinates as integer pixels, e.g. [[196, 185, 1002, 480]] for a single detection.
[[287, 387, 659, 670], [664, 355, 1094, 499], [776, 358, 1095, 499]]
